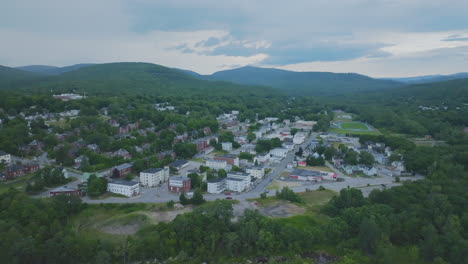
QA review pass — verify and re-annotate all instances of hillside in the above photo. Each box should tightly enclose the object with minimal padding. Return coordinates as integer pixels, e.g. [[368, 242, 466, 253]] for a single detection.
[[7, 62, 278, 97], [384, 72, 468, 84], [0, 65, 47, 89], [16, 64, 94, 75], [188, 66, 402, 95]]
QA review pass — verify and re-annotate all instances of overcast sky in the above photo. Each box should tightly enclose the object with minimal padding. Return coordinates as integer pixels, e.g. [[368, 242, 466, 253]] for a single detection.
[[1, 0, 468, 77]]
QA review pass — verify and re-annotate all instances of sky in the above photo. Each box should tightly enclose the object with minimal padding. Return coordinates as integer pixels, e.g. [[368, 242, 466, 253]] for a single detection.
[[1, 0, 468, 77]]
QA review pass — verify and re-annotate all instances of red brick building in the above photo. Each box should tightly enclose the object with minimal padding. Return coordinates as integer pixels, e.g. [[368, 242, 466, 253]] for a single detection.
[[49, 186, 81, 197], [168, 177, 191, 193]]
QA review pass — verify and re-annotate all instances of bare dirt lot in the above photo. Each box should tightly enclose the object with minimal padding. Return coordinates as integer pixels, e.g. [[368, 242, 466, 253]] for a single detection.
[[258, 202, 305, 217]]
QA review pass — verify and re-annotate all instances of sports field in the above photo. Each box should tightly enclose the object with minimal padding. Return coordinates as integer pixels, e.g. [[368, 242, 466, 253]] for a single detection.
[[340, 122, 368, 130]]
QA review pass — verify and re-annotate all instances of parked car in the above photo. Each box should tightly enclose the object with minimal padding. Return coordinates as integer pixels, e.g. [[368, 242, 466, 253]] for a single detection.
[[225, 197, 232, 200], [336, 178, 345, 182]]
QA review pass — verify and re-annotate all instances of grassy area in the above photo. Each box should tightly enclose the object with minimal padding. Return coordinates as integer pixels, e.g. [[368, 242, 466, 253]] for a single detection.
[[329, 128, 381, 135], [0, 173, 35, 194], [340, 122, 368, 130], [190, 158, 205, 163], [211, 150, 229, 156]]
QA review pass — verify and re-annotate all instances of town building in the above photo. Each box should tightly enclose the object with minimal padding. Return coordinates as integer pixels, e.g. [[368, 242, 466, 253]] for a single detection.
[[214, 154, 239, 167], [207, 178, 226, 194], [270, 147, 289, 158], [206, 159, 228, 170], [221, 142, 233, 151], [111, 163, 132, 178], [140, 167, 170, 187], [289, 169, 327, 182], [168, 177, 191, 193], [0, 151, 11, 164], [49, 186, 81, 197], [254, 152, 270, 164], [107, 180, 140, 197], [170, 159, 190, 170], [293, 132, 307, 144], [246, 166, 265, 179], [225, 172, 250, 192]]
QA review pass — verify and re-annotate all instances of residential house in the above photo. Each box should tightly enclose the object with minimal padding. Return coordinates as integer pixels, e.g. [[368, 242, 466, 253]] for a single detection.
[[221, 142, 233, 151], [108, 180, 140, 197], [114, 149, 132, 160], [207, 178, 226, 194], [140, 167, 170, 187], [0, 151, 11, 164]]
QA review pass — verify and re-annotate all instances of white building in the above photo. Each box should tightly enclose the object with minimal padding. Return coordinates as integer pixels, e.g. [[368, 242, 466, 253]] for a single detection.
[[254, 131, 262, 139], [226, 172, 251, 192], [207, 178, 226, 194], [0, 151, 11, 164], [254, 152, 270, 164], [282, 142, 294, 151], [222, 142, 233, 151], [140, 167, 170, 187], [270, 147, 289, 158], [206, 159, 228, 170], [293, 132, 307, 144], [107, 180, 140, 197], [246, 166, 265, 179]]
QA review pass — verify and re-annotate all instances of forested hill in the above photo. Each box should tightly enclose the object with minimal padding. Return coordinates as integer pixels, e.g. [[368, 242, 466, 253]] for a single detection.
[[0, 65, 48, 88], [16, 63, 94, 75], [384, 72, 468, 84], [1, 63, 279, 97], [186, 66, 403, 96]]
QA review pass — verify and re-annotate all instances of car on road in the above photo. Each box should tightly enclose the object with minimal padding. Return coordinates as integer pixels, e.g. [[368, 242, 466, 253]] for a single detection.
[[225, 197, 232, 200], [336, 178, 345, 182], [224, 192, 231, 195]]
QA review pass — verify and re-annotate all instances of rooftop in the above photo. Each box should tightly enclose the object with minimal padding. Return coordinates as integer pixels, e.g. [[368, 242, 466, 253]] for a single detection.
[[171, 159, 189, 167], [109, 179, 139, 186], [115, 163, 132, 170], [290, 169, 325, 177], [142, 168, 164, 173], [208, 178, 226, 183], [226, 177, 244, 182], [50, 186, 78, 192]]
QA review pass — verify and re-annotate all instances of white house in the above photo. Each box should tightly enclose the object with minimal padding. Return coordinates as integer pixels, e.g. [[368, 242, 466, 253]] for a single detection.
[[221, 142, 233, 151], [282, 142, 294, 151], [207, 178, 226, 194], [140, 167, 170, 187], [246, 166, 265, 179], [254, 152, 270, 164], [107, 180, 140, 197], [0, 151, 11, 164], [206, 159, 228, 170], [362, 166, 377, 176], [270, 147, 289, 158], [254, 131, 263, 139]]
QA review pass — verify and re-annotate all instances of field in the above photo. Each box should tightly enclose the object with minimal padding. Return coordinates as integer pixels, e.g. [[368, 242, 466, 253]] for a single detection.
[[329, 127, 381, 135], [340, 122, 368, 130], [0, 174, 35, 194]]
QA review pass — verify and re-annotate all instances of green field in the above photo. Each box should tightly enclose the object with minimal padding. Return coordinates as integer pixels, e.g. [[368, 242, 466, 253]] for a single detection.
[[340, 122, 368, 130], [329, 128, 381, 135]]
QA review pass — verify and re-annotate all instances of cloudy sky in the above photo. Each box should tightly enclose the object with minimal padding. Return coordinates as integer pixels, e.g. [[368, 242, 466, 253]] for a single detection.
[[1, 0, 468, 77]]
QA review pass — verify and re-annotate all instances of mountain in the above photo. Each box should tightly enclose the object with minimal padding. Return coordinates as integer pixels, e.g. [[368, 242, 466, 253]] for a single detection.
[[16, 64, 94, 75], [6, 62, 278, 97], [0, 65, 48, 89], [383, 72, 468, 84], [187, 66, 403, 96]]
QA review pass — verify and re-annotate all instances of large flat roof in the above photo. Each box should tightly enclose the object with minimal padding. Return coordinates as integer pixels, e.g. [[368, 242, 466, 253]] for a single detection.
[[109, 179, 138, 186]]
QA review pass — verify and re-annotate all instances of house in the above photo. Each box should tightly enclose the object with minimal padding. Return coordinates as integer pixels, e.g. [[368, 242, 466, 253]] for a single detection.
[[114, 149, 132, 159], [168, 177, 191, 193], [23, 163, 39, 174], [270, 147, 288, 158], [254, 131, 263, 139], [74, 155, 88, 168], [222, 142, 233, 151], [0, 151, 11, 164], [86, 144, 99, 152], [246, 166, 265, 179], [140, 167, 170, 187], [283, 142, 294, 151], [111, 163, 133, 178], [107, 180, 140, 197], [170, 159, 189, 170], [361, 166, 377, 176], [214, 154, 239, 167], [207, 178, 226, 194], [206, 159, 228, 170], [254, 152, 270, 164], [5, 165, 25, 179], [49, 186, 81, 197]]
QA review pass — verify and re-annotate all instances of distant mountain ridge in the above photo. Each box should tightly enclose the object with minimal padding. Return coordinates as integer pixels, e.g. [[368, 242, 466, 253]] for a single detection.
[[1, 62, 277, 97], [16, 64, 94, 75], [382, 72, 468, 84], [182, 66, 403, 96]]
